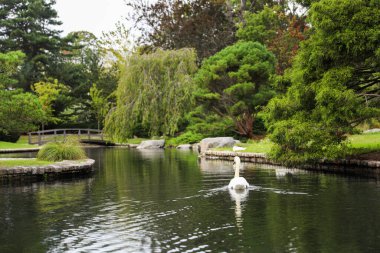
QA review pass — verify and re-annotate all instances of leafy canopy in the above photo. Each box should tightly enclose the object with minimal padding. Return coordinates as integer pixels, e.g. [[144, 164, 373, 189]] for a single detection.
[[127, 0, 235, 61], [32, 79, 70, 126], [0, 51, 25, 88], [0, 89, 44, 138], [89, 83, 110, 130], [237, 5, 308, 74], [105, 48, 197, 141]]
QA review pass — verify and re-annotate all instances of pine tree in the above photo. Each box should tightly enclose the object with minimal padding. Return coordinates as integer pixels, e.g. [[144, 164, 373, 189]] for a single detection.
[[0, 0, 63, 89]]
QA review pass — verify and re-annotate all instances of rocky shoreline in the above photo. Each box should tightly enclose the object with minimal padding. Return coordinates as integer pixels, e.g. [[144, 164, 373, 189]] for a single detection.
[[0, 159, 95, 180], [205, 150, 380, 178], [0, 147, 40, 153]]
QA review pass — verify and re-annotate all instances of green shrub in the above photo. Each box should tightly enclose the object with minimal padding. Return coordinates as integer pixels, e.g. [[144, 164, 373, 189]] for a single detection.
[[167, 131, 204, 146], [37, 138, 86, 162]]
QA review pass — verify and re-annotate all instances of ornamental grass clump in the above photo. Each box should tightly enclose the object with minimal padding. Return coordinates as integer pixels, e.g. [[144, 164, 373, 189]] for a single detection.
[[37, 138, 86, 162]]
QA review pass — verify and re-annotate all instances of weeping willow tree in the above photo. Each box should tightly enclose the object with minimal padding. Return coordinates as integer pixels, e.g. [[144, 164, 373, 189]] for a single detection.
[[105, 48, 197, 141]]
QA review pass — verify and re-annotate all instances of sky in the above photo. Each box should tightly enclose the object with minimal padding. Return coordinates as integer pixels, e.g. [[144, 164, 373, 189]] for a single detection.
[[54, 0, 131, 38]]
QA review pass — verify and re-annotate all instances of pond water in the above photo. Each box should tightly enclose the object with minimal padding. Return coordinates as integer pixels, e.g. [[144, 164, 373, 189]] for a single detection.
[[1, 148, 380, 252]]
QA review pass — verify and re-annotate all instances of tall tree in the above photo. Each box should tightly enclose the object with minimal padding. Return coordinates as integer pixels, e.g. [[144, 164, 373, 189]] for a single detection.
[[265, 0, 380, 163], [237, 5, 308, 74], [194, 41, 276, 138], [0, 0, 63, 89], [105, 49, 197, 141], [47, 31, 119, 128], [127, 0, 236, 61]]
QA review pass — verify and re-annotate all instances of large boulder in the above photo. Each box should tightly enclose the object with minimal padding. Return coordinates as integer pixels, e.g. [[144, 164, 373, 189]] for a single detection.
[[176, 144, 192, 150], [137, 140, 165, 149], [199, 137, 237, 154], [364, 128, 380, 134]]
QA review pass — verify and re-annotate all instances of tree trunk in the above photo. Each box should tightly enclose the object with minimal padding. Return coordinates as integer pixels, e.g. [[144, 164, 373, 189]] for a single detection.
[[235, 113, 254, 139]]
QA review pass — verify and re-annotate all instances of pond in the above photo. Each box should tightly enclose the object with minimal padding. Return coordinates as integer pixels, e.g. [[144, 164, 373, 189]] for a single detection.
[[1, 148, 380, 252]]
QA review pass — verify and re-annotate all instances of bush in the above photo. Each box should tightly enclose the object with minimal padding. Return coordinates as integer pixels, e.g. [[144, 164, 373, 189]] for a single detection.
[[0, 89, 44, 137], [0, 132, 20, 143], [37, 138, 87, 162], [167, 131, 204, 146]]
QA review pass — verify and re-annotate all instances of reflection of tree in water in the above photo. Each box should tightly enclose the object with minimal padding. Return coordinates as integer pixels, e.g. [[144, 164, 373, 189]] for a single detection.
[[198, 157, 245, 175], [0, 177, 94, 252]]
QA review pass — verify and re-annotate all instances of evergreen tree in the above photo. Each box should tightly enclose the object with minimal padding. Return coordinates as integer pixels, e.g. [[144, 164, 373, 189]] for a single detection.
[[193, 41, 276, 139], [0, 0, 63, 89], [265, 0, 380, 163], [0, 50, 25, 88]]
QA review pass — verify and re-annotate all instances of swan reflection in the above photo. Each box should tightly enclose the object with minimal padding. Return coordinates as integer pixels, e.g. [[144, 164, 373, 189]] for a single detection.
[[229, 187, 249, 230]]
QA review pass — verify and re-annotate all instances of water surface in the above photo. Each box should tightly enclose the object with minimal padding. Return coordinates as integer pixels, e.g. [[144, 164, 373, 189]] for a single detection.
[[1, 148, 379, 252]]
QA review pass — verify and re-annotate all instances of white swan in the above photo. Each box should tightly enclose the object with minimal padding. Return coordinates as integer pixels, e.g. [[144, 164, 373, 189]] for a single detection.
[[232, 145, 246, 152], [228, 156, 249, 189]]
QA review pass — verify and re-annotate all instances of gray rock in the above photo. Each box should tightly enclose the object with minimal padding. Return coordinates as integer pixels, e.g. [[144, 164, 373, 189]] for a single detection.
[[137, 140, 165, 149], [199, 137, 237, 154], [129, 144, 139, 148], [192, 143, 200, 152], [176, 144, 192, 149], [364, 128, 380, 133]]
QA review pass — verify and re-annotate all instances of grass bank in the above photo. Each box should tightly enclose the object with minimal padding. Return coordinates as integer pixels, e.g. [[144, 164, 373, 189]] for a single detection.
[[0, 159, 53, 168], [347, 132, 380, 154], [0, 136, 38, 149], [214, 138, 273, 153], [213, 132, 380, 156]]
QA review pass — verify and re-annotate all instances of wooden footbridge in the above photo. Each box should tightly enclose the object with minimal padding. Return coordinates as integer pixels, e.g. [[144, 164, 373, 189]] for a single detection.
[[28, 129, 112, 146]]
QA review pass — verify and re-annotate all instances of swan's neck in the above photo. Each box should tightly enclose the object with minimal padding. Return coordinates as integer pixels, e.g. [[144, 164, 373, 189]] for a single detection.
[[234, 161, 240, 178]]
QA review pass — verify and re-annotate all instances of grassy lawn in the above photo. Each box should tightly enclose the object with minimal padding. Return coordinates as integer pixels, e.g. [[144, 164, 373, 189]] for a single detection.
[[0, 136, 38, 149], [212, 132, 380, 155], [0, 159, 53, 168], [347, 132, 380, 154], [124, 138, 147, 145], [213, 138, 273, 153]]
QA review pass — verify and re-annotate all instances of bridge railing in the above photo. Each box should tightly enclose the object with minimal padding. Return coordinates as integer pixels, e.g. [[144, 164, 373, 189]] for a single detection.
[[28, 128, 104, 145]]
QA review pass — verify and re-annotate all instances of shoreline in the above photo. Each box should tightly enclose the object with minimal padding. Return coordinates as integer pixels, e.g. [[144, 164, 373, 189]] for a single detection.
[[2, 146, 379, 179], [205, 150, 380, 179], [0, 147, 40, 153], [0, 159, 95, 180]]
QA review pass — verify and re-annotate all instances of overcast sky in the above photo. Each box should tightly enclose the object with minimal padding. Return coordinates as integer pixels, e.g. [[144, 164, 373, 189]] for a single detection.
[[54, 0, 131, 38]]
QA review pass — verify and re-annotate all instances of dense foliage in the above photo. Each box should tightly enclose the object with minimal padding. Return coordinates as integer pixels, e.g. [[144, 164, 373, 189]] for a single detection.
[[265, 0, 380, 163], [0, 0, 378, 162], [127, 0, 236, 61], [0, 1, 118, 129], [237, 6, 308, 74], [105, 48, 197, 141], [0, 89, 44, 141], [0, 0, 62, 89], [0, 51, 25, 88], [193, 41, 275, 138]]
